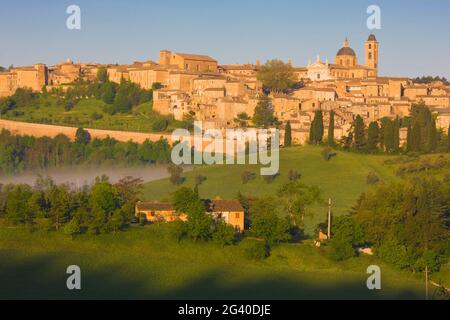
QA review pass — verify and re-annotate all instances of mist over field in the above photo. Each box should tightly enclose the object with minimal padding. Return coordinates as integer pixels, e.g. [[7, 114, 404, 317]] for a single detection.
[[0, 165, 192, 186]]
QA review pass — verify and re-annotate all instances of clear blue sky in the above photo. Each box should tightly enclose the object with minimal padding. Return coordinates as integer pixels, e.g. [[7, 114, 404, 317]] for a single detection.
[[1, 0, 449, 78]]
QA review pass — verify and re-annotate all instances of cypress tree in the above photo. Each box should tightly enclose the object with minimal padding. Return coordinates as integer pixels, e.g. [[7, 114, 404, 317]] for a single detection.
[[448, 126, 450, 153], [309, 118, 315, 144], [392, 117, 400, 153], [406, 124, 413, 152], [367, 121, 380, 153], [284, 121, 292, 147], [328, 111, 335, 146], [353, 115, 366, 151], [383, 120, 394, 153], [315, 111, 324, 144], [426, 119, 437, 153], [411, 122, 422, 152]]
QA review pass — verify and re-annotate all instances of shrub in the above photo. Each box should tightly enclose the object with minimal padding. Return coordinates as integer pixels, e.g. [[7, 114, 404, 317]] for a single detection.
[[366, 172, 380, 185], [151, 118, 169, 132], [322, 147, 337, 161], [241, 171, 256, 184], [213, 220, 236, 247], [263, 173, 279, 184], [288, 170, 301, 181], [245, 242, 271, 261], [167, 164, 184, 185], [328, 237, 355, 261], [91, 112, 103, 120]]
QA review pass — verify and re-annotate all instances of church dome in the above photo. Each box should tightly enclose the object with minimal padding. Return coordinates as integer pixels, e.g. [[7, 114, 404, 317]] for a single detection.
[[336, 47, 356, 57], [336, 37, 356, 57]]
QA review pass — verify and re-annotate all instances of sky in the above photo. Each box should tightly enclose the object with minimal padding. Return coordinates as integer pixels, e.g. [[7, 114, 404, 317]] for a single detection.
[[1, 0, 449, 78]]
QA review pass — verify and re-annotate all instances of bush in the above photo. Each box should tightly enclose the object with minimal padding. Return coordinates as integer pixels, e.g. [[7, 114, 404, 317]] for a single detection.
[[151, 118, 169, 132], [366, 172, 380, 185], [91, 112, 103, 120], [171, 220, 187, 243], [245, 242, 271, 261], [241, 171, 256, 184], [213, 220, 236, 247], [288, 170, 301, 181], [167, 164, 184, 185], [328, 237, 355, 261], [263, 173, 279, 184], [321, 147, 337, 161]]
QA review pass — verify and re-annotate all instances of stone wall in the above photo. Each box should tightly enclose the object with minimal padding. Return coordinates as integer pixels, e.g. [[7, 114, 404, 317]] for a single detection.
[[0, 119, 171, 143]]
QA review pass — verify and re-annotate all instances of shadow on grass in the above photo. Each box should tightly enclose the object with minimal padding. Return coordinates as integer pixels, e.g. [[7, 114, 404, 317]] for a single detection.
[[0, 250, 421, 300]]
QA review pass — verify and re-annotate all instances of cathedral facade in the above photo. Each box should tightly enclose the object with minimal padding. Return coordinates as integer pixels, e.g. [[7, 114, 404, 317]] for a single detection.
[[306, 33, 379, 81]]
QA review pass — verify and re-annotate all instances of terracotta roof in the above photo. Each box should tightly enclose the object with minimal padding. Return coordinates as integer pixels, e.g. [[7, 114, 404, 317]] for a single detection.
[[367, 33, 377, 42], [176, 53, 217, 62], [206, 199, 244, 212], [136, 201, 174, 211], [336, 47, 356, 57]]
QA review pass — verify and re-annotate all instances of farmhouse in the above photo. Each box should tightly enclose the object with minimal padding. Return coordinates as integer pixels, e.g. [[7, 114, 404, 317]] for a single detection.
[[135, 199, 245, 231]]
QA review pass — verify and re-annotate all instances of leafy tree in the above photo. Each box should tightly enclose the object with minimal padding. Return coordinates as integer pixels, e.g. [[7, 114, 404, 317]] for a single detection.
[[252, 95, 277, 128], [250, 197, 291, 244], [75, 128, 91, 145], [172, 187, 199, 214], [185, 199, 212, 242], [277, 181, 321, 227], [284, 121, 292, 147], [213, 220, 236, 247], [64, 217, 82, 239], [47, 185, 72, 230], [5, 185, 34, 225], [167, 164, 184, 185], [257, 59, 296, 93]]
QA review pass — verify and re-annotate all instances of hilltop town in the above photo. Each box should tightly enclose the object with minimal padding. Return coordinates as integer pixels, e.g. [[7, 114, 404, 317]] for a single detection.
[[1, 33, 450, 144]]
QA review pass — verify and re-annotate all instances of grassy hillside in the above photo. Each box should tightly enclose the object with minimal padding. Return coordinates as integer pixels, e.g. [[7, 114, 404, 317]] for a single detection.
[[2, 98, 182, 133], [142, 145, 400, 234], [0, 227, 430, 300]]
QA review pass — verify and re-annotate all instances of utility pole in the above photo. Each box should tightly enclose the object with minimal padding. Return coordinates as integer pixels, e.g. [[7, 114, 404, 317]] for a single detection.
[[327, 198, 332, 240], [425, 265, 429, 301]]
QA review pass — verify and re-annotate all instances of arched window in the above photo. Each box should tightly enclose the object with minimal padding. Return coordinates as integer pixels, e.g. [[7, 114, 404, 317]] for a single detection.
[[369, 53, 372, 59]]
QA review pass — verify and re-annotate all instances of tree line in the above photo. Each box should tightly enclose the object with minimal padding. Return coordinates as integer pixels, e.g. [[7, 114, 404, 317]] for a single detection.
[[0, 128, 171, 176], [324, 177, 449, 273], [303, 104, 450, 154], [0, 175, 143, 236]]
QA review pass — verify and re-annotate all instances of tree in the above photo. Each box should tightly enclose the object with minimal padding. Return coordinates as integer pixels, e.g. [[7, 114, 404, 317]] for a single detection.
[[47, 185, 72, 230], [185, 199, 212, 242], [96, 67, 108, 83], [284, 121, 292, 147], [64, 217, 82, 239], [309, 111, 324, 144], [167, 164, 184, 185], [353, 115, 366, 151], [172, 187, 199, 214], [381, 118, 395, 153], [448, 126, 450, 152], [5, 185, 34, 225], [328, 111, 335, 146], [366, 121, 380, 153], [252, 95, 277, 128], [277, 181, 321, 227], [250, 197, 291, 244], [411, 122, 422, 152], [256, 59, 296, 93], [392, 117, 400, 153], [88, 181, 121, 233], [75, 128, 91, 145], [406, 124, 413, 152], [213, 220, 236, 247]]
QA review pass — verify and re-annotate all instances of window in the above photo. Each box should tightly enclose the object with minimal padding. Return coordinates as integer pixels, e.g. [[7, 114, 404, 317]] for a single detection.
[[235, 213, 240, 219], [369, 53, 372, 59], [369, 44, 372, 49]]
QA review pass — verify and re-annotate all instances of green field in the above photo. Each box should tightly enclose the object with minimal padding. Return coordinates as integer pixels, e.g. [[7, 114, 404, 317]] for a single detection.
[[1, 146, 448, 299], [2, 98, 182, 133], [0, 227, 434, 300], [142, 145, 400, 235]]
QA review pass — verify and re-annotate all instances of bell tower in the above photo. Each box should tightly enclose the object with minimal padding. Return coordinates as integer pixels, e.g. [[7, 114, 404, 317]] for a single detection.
[[365, 33, 379, 75]]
